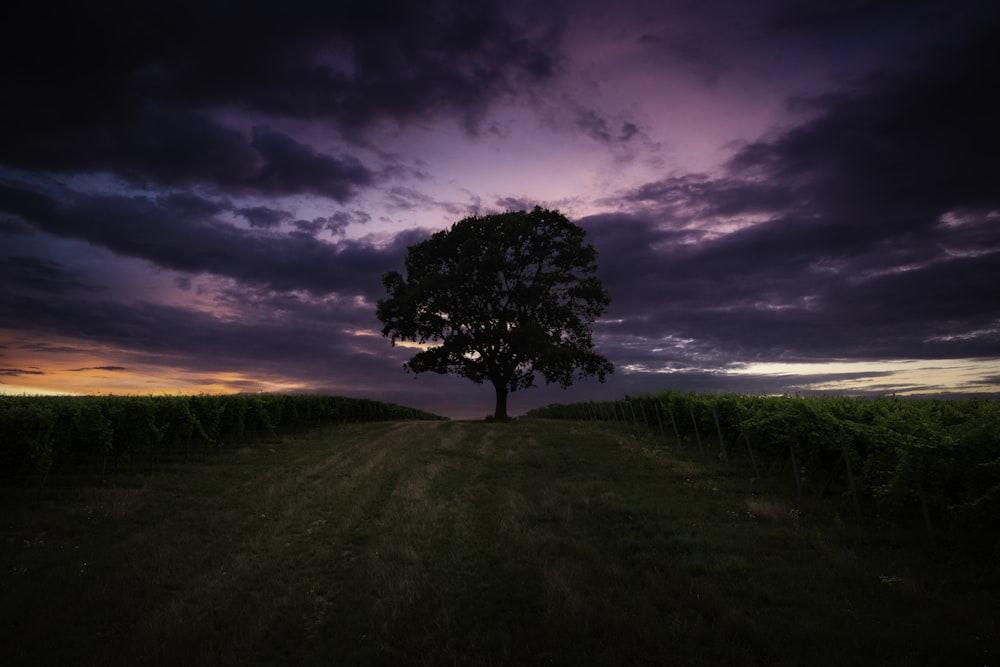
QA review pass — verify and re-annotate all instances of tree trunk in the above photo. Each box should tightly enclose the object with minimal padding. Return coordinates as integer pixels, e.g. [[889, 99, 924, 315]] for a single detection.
[[492, 380, 509, 420]]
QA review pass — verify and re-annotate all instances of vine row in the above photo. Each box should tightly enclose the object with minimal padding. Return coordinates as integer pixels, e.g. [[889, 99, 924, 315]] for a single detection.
[[0, 393, 444, 481], [527, 392, 1000, 543]]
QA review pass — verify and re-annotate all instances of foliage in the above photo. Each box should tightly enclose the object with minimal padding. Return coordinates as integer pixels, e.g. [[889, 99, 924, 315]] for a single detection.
[[377, 206, 613, 418], [0, 394, 444, 481], [527, 392, 1000, 532]]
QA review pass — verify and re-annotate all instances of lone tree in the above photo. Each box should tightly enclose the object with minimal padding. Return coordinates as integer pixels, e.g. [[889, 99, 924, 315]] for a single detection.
[[377, 206, 613, 420]]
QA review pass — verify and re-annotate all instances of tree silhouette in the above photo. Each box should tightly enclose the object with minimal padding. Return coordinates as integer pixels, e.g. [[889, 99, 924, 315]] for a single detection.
[[377, 206, 613, 419]]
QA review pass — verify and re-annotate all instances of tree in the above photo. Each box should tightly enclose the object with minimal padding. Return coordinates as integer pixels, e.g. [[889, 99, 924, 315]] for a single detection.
[[377, 206, 613, 420]]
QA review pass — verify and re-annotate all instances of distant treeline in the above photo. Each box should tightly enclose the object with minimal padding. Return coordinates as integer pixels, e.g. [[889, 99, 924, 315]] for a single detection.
[[527, 391, 1000, 540], [0, 394, 445, 481]]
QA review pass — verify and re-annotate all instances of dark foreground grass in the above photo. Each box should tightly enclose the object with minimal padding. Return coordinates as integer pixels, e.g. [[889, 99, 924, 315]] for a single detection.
[[1, 419, 996, 666]]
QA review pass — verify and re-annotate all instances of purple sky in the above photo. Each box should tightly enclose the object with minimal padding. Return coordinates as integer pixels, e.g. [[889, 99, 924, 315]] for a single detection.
[[2, 0, 998, 418]]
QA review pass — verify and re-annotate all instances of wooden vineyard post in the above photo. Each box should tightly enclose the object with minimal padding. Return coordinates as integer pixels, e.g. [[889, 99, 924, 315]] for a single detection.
[[712, 407, 729, 464], [740, 432, 760, 477], [789, 444, 802, 500], [840, 442, 861, 518], [689, 405, 704, 457], [653, 401, 666, 440], [628, 400, 641, 436], [667, 404, 683, 448], [639, 400, 651, 436]]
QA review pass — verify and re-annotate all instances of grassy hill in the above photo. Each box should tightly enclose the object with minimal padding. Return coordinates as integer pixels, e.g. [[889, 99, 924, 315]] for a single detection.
[[1, 420, 996, 665]]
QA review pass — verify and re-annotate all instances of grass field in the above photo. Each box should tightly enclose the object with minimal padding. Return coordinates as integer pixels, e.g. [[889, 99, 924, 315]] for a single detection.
[[1, 419, 996, 666]]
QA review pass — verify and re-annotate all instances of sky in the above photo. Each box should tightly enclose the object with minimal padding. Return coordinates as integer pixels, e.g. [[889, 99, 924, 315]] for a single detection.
[[2, 0, 999, 418]]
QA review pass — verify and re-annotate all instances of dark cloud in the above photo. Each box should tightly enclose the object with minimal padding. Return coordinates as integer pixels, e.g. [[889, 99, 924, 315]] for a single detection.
[[0, 0, 561, 176], [320, 211, 371, 236], [0, 215, 33, 235], [324, 213, 352, 236], [380, 187, 476, 218], [614, 174, 798, 221], [0, 368, 45, 377], [248, 127, 374, 200], [68, 366, 127, 372], [1, 283, 368, 373], [495, 197, 535, 212], [0, 106, 258, 188], [574, 109, 640, 144], [158, 192, 230, 218], [585, 23, 1000, 371], [766, 0, 992, 32], [729, 23, 1000, 222], [635, 28, 731, 86], [0, 183, 430, 298], [768, 0, 923, 30], [582, 206, 999, 368], [239, 206, 293, 228], [0, 255, 101, 294], [0, 109, 375, 201], [292, 219, 326, 236]]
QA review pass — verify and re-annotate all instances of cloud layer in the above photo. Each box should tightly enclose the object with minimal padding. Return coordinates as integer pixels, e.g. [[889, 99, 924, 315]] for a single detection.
[[2, 0, 998, 416]]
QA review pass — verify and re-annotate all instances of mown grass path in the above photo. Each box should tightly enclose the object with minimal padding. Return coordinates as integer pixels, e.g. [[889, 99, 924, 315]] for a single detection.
[[1, 420, 995, 665]]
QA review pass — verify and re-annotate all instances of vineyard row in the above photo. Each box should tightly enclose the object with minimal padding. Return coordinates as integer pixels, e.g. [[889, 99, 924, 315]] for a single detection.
[[0, 393, 445, 481], [527, 391, 1000, 543]]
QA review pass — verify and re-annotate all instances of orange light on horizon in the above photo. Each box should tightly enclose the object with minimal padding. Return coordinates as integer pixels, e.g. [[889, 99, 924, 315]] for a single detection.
[[0, 330, 317, 397], [1, 372, 316, 397]]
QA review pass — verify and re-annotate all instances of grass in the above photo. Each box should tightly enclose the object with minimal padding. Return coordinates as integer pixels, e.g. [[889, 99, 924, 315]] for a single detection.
[[1, 419, 996, 666]]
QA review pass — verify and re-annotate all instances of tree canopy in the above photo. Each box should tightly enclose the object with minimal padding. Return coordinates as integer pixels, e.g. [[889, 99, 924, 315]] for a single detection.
[[376, 206, 613, 419]]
